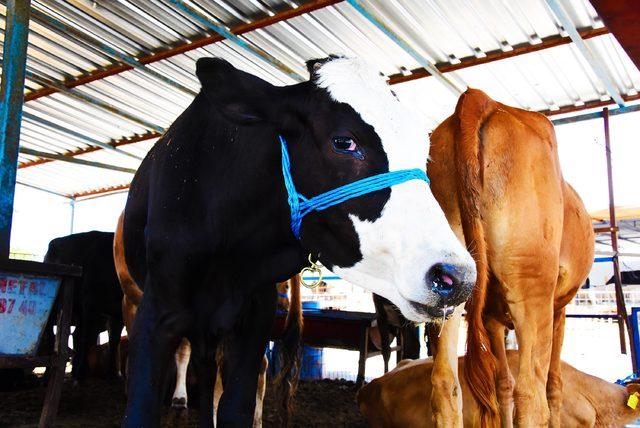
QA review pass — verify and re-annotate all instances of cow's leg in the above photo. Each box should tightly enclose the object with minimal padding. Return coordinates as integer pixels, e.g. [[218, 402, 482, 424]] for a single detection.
[[486, 316, 514, 428], [379, 327, 391, 373], [430, 304, 464, 428], [122, 295, 137, 337], [425, 322, 440, 357], [107, 315, 124, 378], [373, 297, 392, 373], [171, 338, 192, 410], [213, 364, 223, 425], [547, 307, 566, 428], [217, 286, 276, 428], [123, 292, 185, 427], [253, 355, 268, 428], [191, 340, 217, 428], [401, 324, 420, 360], [510, 294, 554, 428], [212, 351, 270, 428], [74, 316, 101, 381]]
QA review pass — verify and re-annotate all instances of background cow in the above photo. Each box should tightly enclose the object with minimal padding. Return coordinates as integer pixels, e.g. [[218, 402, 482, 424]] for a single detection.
[[43, 231, 124, 381], [372, 294, 421, 373], [358, 351, 640, 428], [428, 89, 594, 427]]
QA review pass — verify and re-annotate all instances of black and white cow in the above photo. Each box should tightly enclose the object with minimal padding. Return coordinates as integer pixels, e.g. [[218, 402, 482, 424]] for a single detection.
[[121, 56, 476, 427]]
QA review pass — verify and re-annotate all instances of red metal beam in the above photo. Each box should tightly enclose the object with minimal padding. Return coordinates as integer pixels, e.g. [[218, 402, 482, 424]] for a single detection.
[[24, 0, 342, 103], [67, 92, 640, 199], [591, 0, 640, 70], [72, 183, 130, 199], [387, 27, 608, 85], [543, 93, 640, 116], [18, 131, 161, 169], [22, 20, 617, 198]]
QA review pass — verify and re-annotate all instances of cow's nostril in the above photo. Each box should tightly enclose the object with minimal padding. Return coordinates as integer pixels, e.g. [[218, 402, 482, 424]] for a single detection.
[[427, 263, 460, 297]]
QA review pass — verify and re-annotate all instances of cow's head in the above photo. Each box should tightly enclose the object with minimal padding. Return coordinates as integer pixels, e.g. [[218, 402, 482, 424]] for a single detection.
[[196, 56, 475, 321]]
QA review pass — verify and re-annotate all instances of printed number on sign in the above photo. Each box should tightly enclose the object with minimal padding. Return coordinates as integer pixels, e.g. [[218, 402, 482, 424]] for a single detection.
[[0, 298, 16, 314], [18, 300, 36, 315]]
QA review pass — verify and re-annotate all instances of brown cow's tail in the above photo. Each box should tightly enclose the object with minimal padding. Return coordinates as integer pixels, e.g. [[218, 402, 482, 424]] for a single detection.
[[114, 210, 143, 347], [114, 211, 143, 305], [455, 89, 499, 427], [275, 274, 303, 427]]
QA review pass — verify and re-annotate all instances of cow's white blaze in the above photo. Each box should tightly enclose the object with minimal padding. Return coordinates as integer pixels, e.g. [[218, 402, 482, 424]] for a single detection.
[[315, 57, 475, 321]]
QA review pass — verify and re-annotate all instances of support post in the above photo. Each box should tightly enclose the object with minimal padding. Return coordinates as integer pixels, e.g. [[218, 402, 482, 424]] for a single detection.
[[603, 107, 637, 370], [69, 198, 76, 235], [38, 276, 74, 428], [0, 0, 31, 259]]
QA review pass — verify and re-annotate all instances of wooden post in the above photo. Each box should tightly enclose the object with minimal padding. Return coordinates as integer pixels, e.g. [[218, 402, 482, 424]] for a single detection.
[[38, 277, 74, 428], [603, 107, 637, 369], [0, 0, 31, 258]]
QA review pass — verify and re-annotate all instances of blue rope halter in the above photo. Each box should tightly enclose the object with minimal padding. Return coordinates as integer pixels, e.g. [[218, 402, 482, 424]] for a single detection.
[[279, 135, 430, 239]]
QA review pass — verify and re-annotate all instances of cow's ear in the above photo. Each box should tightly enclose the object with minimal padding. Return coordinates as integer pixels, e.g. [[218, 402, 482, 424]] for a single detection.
[[627, 383, 640, 396], [196, 57, 278, 124]]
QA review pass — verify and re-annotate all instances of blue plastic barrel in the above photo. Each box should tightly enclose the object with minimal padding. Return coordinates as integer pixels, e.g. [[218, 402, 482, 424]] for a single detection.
[[302, 300, 321, 311], [300, 300, 323, 380], [300, 346, 323, 380]]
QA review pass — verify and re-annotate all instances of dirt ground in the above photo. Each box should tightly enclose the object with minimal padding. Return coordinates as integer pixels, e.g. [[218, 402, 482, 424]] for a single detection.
[[0, 375, 367, 428]]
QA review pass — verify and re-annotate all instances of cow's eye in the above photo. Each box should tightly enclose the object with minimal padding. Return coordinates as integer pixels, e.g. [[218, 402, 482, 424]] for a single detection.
[[332, 136, 364, 160]]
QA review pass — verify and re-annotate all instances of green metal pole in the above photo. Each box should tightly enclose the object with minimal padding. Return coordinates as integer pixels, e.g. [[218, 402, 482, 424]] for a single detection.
[[0, 0, 31, 258]]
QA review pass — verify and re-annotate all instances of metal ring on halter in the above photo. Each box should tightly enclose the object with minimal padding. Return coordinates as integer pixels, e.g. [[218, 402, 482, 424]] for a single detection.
[[300, 266, 322, 288], [300, 254, 323, 289]]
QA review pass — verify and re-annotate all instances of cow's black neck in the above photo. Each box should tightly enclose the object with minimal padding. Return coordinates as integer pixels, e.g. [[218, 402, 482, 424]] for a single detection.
[[124, 93, 307, 297]]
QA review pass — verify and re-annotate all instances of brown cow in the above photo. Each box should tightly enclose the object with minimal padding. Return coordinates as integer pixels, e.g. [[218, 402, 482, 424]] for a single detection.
[[427, 89, 594, 427], [114, 212, 302, 426], [358, 351, 640, 428]]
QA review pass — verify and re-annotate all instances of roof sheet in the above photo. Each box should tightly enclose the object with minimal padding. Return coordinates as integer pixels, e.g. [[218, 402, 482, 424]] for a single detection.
[[1, 0, 638, 197]]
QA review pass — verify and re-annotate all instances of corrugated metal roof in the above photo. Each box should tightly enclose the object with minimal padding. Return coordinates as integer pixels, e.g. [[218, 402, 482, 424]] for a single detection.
[[2, 0, 639, 198]]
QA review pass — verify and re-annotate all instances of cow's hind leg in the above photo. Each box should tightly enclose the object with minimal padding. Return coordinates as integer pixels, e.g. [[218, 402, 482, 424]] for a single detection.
[[253, 355, 268, 428], [547, 307, 566, 428], [172, 338, 192, 410], [123, 292, 186, 427], [190, 339, 217, 428], [107, 315, 124, 378], [486, 316, 514, 428], [510, 291, 554, 428], [217, 286, 276, 428]]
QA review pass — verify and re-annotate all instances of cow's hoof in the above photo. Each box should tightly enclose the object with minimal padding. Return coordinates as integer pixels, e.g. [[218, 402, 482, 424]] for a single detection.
[[171, 397, 187, 410]]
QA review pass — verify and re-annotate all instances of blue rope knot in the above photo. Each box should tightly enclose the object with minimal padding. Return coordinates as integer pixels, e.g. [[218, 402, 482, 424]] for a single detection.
[[280, 135, 430, 239]]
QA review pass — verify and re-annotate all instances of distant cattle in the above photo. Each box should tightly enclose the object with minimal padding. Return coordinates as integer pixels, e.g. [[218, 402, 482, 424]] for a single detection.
[[358, 350, 640, 428], [118, 55, 475, 427], [43, 231, 124, 381], [86, 336, 128, 378], [428, 89, 594, 426], [607, 270, 640, 285], [372, 294, 420, 373]]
